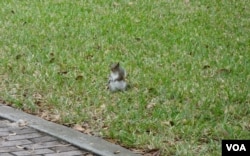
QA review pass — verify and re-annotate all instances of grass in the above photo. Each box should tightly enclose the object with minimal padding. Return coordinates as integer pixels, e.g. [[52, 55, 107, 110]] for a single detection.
[[0, 0, 249, 155]]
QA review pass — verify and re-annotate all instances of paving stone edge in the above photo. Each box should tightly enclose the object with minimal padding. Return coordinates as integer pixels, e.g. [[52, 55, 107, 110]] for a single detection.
[[0, 104, 140, 156]]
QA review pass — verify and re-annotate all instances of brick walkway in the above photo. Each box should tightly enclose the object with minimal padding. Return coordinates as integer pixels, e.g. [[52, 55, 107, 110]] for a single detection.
[[0, 118, 96, 156]]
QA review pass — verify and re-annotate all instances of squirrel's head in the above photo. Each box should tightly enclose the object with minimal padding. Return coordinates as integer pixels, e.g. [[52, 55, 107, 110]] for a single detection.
[[110, 62, 120, 72]]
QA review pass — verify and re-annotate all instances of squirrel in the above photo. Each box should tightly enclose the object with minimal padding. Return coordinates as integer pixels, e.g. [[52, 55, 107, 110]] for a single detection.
[[108, 62, 127, 92]]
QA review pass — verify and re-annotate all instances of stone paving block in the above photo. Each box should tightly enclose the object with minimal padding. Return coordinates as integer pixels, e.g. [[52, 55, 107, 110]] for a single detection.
[[6, 132, 43, 141], [23, 140, 70, 149], [0, 153, 14, 156], [0, 146, 23, 153], [0, 120, 10, 128], [8, 127, 37, 135], [0, 124, 18, 129], [0, 139, 32, 147], [0, 120, 21, 129], [0, 131, 10, 136], [44, 150, 86, 156], [50, 145, 78, 153], [0, 136, 5, 141], [12, 148, 54, 155], [29, 135, 58, 143], [0, 128, 10, 132]]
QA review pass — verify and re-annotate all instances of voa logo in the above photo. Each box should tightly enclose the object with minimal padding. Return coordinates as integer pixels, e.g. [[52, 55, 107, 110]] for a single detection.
[[226, 144, 246, 152]]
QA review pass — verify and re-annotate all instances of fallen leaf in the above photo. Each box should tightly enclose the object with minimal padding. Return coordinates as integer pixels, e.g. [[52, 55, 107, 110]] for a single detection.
[[50, 114, 60, 122], [50, 52, 54, 56], [85, 54, 94, 60], [113, 2, 120, 7], [49, 57, 55, 63], [161, 121, 174, 126], [73, 124, 85, 132], [84, 128, 93, 135], [147, 103, 156, 109], [58, 71, 68, 75], [100, 104, 106, 109], [40, 111, 50, 119], [105, 138, 119, 144], [216, 68, 231, 74], [128, 2, 134, 5], [203, 65, 211, 69], [16, 54, 22, 60], [135, 37, 141, 41], [131, 148, 145, 154], [75, 75, 83, 80], [33, 93, 43, 100], [145, 149, 161, 156], [147, 98, 157, 109], [147, 87, 157, 94]]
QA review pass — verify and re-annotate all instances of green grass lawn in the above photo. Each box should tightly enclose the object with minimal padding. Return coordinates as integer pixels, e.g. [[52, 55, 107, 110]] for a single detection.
[[0, 0, 249, 155]]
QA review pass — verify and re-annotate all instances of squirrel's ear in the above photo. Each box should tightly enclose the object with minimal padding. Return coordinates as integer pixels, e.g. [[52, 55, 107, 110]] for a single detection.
[[117, 62, 120, 66]]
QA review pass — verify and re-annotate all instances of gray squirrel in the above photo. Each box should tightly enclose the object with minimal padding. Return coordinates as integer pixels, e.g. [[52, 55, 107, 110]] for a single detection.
[[108, 62, 127, 92]]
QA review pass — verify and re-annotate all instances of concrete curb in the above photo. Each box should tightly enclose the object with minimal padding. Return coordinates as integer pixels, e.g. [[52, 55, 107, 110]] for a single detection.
[[0, 104, 140, 156]]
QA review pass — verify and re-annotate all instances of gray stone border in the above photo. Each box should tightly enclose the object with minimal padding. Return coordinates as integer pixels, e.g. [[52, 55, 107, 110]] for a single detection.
[[0, 104, 140, 156]]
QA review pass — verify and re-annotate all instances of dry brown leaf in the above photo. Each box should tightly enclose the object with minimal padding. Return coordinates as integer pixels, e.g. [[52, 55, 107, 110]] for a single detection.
[[39, 111, 61, 122], [131, 148, 145, 154], [161, 121, 174, 126], [216, 68, 231, 74], [50, 114, 61, 122], [128, 2, 134, 5], [145, 149, 161, 156], [40, 111, 49, 118], [113, 2, 120, 7], [32, 93, 43, 100], [58, 70, 68, 75], [102, 125, 109, 130], [49, 57, 55, 63], [105, 138, 118, 144], [100, 104, 106, 109], [147, 102, 156, 109], [203, 65, 211, 69], [84, 128, 93, 135], [73, 124, 85, 132], [75, 75, 83, 80]]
